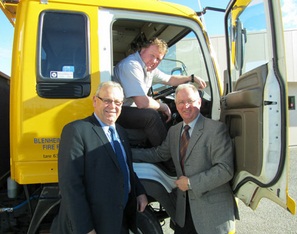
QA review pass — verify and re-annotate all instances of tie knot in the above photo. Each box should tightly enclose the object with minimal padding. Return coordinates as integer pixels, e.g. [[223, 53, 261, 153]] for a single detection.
[[184, 125, 190, 131], [109, 126, 117, 140], [109, 126, 115, 134]]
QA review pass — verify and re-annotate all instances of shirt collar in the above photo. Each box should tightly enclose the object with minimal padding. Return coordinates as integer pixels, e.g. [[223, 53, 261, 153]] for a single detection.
[[183, 113, 200, 135], [93, 113, 115, 134], [136, 51, 147, 70]]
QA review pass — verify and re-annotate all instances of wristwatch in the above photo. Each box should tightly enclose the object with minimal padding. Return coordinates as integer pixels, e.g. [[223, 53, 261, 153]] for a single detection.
[[187, 178, 192, 190], [191, 74, 194, 83]]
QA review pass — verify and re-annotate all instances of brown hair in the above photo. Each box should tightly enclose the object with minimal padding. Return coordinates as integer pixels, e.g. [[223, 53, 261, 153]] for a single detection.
[[142, 37, 168, 54]]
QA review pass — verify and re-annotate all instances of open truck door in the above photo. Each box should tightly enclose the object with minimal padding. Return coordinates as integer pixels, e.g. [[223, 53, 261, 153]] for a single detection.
[[221, 0, 295, 214]]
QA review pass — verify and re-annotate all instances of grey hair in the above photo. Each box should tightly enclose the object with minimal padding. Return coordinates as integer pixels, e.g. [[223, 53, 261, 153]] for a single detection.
[[175, 83, 200, 101], [95, 81, 124, 98]]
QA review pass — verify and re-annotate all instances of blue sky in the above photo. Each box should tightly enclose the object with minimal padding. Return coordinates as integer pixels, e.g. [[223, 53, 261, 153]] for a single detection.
[[0, 0, 296, 76], [167, 0, 230, 35], [0, 11, 13, 76], [167, 0, 297, 34]]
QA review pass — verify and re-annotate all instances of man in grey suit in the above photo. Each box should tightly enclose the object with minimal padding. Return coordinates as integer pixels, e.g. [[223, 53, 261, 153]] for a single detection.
[[51, 81, 148, 234], [133, 83, 238, 234]]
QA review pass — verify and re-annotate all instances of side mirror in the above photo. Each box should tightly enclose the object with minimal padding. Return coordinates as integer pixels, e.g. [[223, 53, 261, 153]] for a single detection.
[[234, 19, 247, 72], [171, 67, 183, 76]]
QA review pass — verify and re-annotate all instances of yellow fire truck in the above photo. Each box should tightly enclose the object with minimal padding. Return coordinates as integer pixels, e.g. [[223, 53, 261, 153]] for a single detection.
[[0, 0, 295, 233]]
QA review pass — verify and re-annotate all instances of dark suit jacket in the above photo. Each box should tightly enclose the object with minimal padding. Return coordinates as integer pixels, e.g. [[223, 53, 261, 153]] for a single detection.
[[133, 115, 237, 234], [51, 114, 146, 234]]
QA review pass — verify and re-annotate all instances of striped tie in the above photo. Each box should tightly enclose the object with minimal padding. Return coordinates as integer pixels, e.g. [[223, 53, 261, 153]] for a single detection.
[[180, 125, 190, 174]]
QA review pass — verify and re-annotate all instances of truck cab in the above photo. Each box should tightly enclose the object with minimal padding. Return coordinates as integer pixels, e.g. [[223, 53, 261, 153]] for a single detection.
[[0, 0, 295, 233]]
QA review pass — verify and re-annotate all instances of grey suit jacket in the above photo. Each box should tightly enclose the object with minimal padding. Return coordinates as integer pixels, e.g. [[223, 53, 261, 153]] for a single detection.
[[51, 114, 146, 234], [133, 115, 237, 234]]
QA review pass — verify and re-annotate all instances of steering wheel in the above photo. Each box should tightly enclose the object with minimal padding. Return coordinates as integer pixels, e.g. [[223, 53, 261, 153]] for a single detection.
[[152, 86, 177, 100], [152, 86, 205, 100]]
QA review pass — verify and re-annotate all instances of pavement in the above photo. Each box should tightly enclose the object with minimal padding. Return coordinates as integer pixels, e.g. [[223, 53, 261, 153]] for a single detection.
[[162, 147, 297, 233]]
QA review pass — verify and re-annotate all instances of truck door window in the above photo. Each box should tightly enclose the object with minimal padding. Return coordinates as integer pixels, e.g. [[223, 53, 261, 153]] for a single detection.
[[37, 11, 90, 98], [227, 0, 267, 84], [112, 18, 213, 118], [112, 19, 210, 98]]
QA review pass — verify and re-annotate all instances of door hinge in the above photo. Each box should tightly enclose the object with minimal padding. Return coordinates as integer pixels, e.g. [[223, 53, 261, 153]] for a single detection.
[[264, 101, 277, 106]]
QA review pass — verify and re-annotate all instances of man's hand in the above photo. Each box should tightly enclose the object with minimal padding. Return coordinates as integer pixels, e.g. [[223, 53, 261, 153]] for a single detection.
[[158, 102, 171, 122], [137, 194, 148, 212], [175, 176, 189, 192], [193, 75, 207, 89]]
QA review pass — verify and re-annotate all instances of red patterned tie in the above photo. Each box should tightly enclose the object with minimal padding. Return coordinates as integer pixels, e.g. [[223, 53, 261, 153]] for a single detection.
[[180, 125, 190, 174]]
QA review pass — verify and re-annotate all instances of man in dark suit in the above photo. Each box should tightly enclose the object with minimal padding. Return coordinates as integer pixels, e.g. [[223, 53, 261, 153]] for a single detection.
[[51, 81, 148, 234], [133, 83, 238, 234]]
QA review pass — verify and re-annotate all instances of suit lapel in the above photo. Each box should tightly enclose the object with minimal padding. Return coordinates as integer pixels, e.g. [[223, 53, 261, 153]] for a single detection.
[[185, 115, 204, 161], [174, 122, 184, 170], [116, 125, 133, 168], [89, 115, 121, 169]]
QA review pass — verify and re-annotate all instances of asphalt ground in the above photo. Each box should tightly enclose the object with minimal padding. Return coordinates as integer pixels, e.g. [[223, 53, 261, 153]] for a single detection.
[[162, 147, 297, 234]]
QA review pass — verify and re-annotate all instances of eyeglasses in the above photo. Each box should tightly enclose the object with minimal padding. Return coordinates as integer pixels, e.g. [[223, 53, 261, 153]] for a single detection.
[[176, 99, 197, 106], [96, 96, 123, 106]]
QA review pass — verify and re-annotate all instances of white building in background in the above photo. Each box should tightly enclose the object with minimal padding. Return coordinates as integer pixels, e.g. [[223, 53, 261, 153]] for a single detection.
[[209, 28, 297, 146]]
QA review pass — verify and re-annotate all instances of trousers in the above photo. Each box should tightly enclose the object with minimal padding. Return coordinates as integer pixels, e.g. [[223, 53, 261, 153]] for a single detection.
[[174, 194, 197, 234], [117, 106, 167, 147]]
